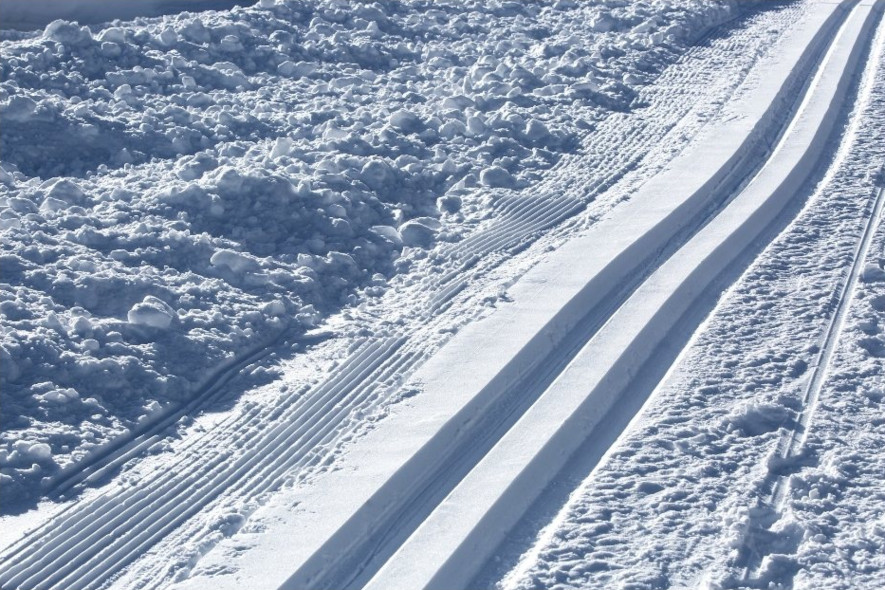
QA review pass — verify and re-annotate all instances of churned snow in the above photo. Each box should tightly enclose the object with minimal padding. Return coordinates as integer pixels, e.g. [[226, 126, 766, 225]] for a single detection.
[[0, 0, 736, 511], [0, 1, 255, 30]]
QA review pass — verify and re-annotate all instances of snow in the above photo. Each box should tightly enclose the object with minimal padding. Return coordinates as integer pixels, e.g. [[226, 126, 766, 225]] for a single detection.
[[2, 0, 885, 589], [1, 0, 739, 512], [128, 295, 178, 329]]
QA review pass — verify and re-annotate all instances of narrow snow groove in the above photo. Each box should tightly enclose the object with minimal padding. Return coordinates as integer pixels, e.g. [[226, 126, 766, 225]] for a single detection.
[[0, 337, 405, 589], [246, 351, 424, 496], [43, 327, 290, 499], [465, 198, 585, 260], [0, 333, 373, 576], [782, 131, 884, 460], [360, 3, 881, 588], [445, 118, 648, 260], [170, 335, 379, 456], [734, 17, 885, 583], [124, 348, 433, 590], [233, 345, 419, 499], [452, 154, 637, 260], [271, 6, 862, 589]]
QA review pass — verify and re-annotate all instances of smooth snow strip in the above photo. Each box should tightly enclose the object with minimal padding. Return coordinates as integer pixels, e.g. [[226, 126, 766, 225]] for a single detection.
[[166, 4, 852, 590], [363, 3, 884, 589]]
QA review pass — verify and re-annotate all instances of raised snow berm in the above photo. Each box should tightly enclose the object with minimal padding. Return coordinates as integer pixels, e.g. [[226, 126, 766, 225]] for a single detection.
[[0, 0, 736, 510]]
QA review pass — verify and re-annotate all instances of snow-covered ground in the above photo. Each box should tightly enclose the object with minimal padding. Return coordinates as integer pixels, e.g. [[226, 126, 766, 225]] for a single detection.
[[1, 0, 884, 589], [0, 0, 734, 512]]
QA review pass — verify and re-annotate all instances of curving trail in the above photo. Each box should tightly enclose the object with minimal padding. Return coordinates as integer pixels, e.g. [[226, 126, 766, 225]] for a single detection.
[[4, 2, 883, 590]]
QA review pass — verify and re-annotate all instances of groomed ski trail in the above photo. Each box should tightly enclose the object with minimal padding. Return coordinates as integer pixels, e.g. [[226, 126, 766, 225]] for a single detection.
[[150, 2, 883, 589], [0, 4, 851, 590], [359, 4, 884, 589]]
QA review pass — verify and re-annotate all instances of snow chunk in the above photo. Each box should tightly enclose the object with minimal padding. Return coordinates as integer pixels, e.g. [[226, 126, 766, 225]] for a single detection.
[[211, 249, 261, 274], [24, 442, 52, 462], [724, 401, 792, 436], [389, 110, 423, 133], [524, 119, 550, 142], [361, 159, 395, 191], [270, 137, 293, 159], [45, 178, 86, 204], [44, 20, 91, 45], [589, 13, 619, 33], [370, 225, 403, 246], [399, 218, 441, 248], [438, 195, 462, 214], [480, 166, 516, 188], [441, 95, 474, 110], [39, 179, 87, 213], [97, 27, 126, 43], [35, 387, 79, 405], [861, 263, 885, 283], [2, 96, 37, 123], [263, 300, 286, 317], [277, 61, 317, 78], [128, 296, 177, 329]]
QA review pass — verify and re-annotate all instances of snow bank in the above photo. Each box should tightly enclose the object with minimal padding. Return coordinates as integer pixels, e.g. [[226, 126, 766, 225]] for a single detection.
[[0, 0, 737, 510]]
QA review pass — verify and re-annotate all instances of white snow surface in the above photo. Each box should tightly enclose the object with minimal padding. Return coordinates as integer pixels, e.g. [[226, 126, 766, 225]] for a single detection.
[[0, 0, 736, 512], [3, 1, 885, 590]]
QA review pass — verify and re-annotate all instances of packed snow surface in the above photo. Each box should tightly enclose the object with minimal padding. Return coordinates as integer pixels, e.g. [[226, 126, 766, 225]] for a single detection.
[[2, 1, 885, 590]]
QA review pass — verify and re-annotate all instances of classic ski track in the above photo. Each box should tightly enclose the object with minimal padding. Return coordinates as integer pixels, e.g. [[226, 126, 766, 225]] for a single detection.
[[0, 6, 818, 590], [358, 4, 883, 589], [265, 2, 866, 588], [733, 35, 885, 583]]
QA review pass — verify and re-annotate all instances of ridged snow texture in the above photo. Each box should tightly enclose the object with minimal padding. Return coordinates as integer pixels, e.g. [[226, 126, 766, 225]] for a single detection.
[[0, 0, 735, 509]]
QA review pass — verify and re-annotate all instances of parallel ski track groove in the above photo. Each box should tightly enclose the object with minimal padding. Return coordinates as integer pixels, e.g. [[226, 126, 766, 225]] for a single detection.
[[292, 2, 873, 586], [2, 336, 409, 589], [739, 177, 885, 583], [726, 10, 885, 582]]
